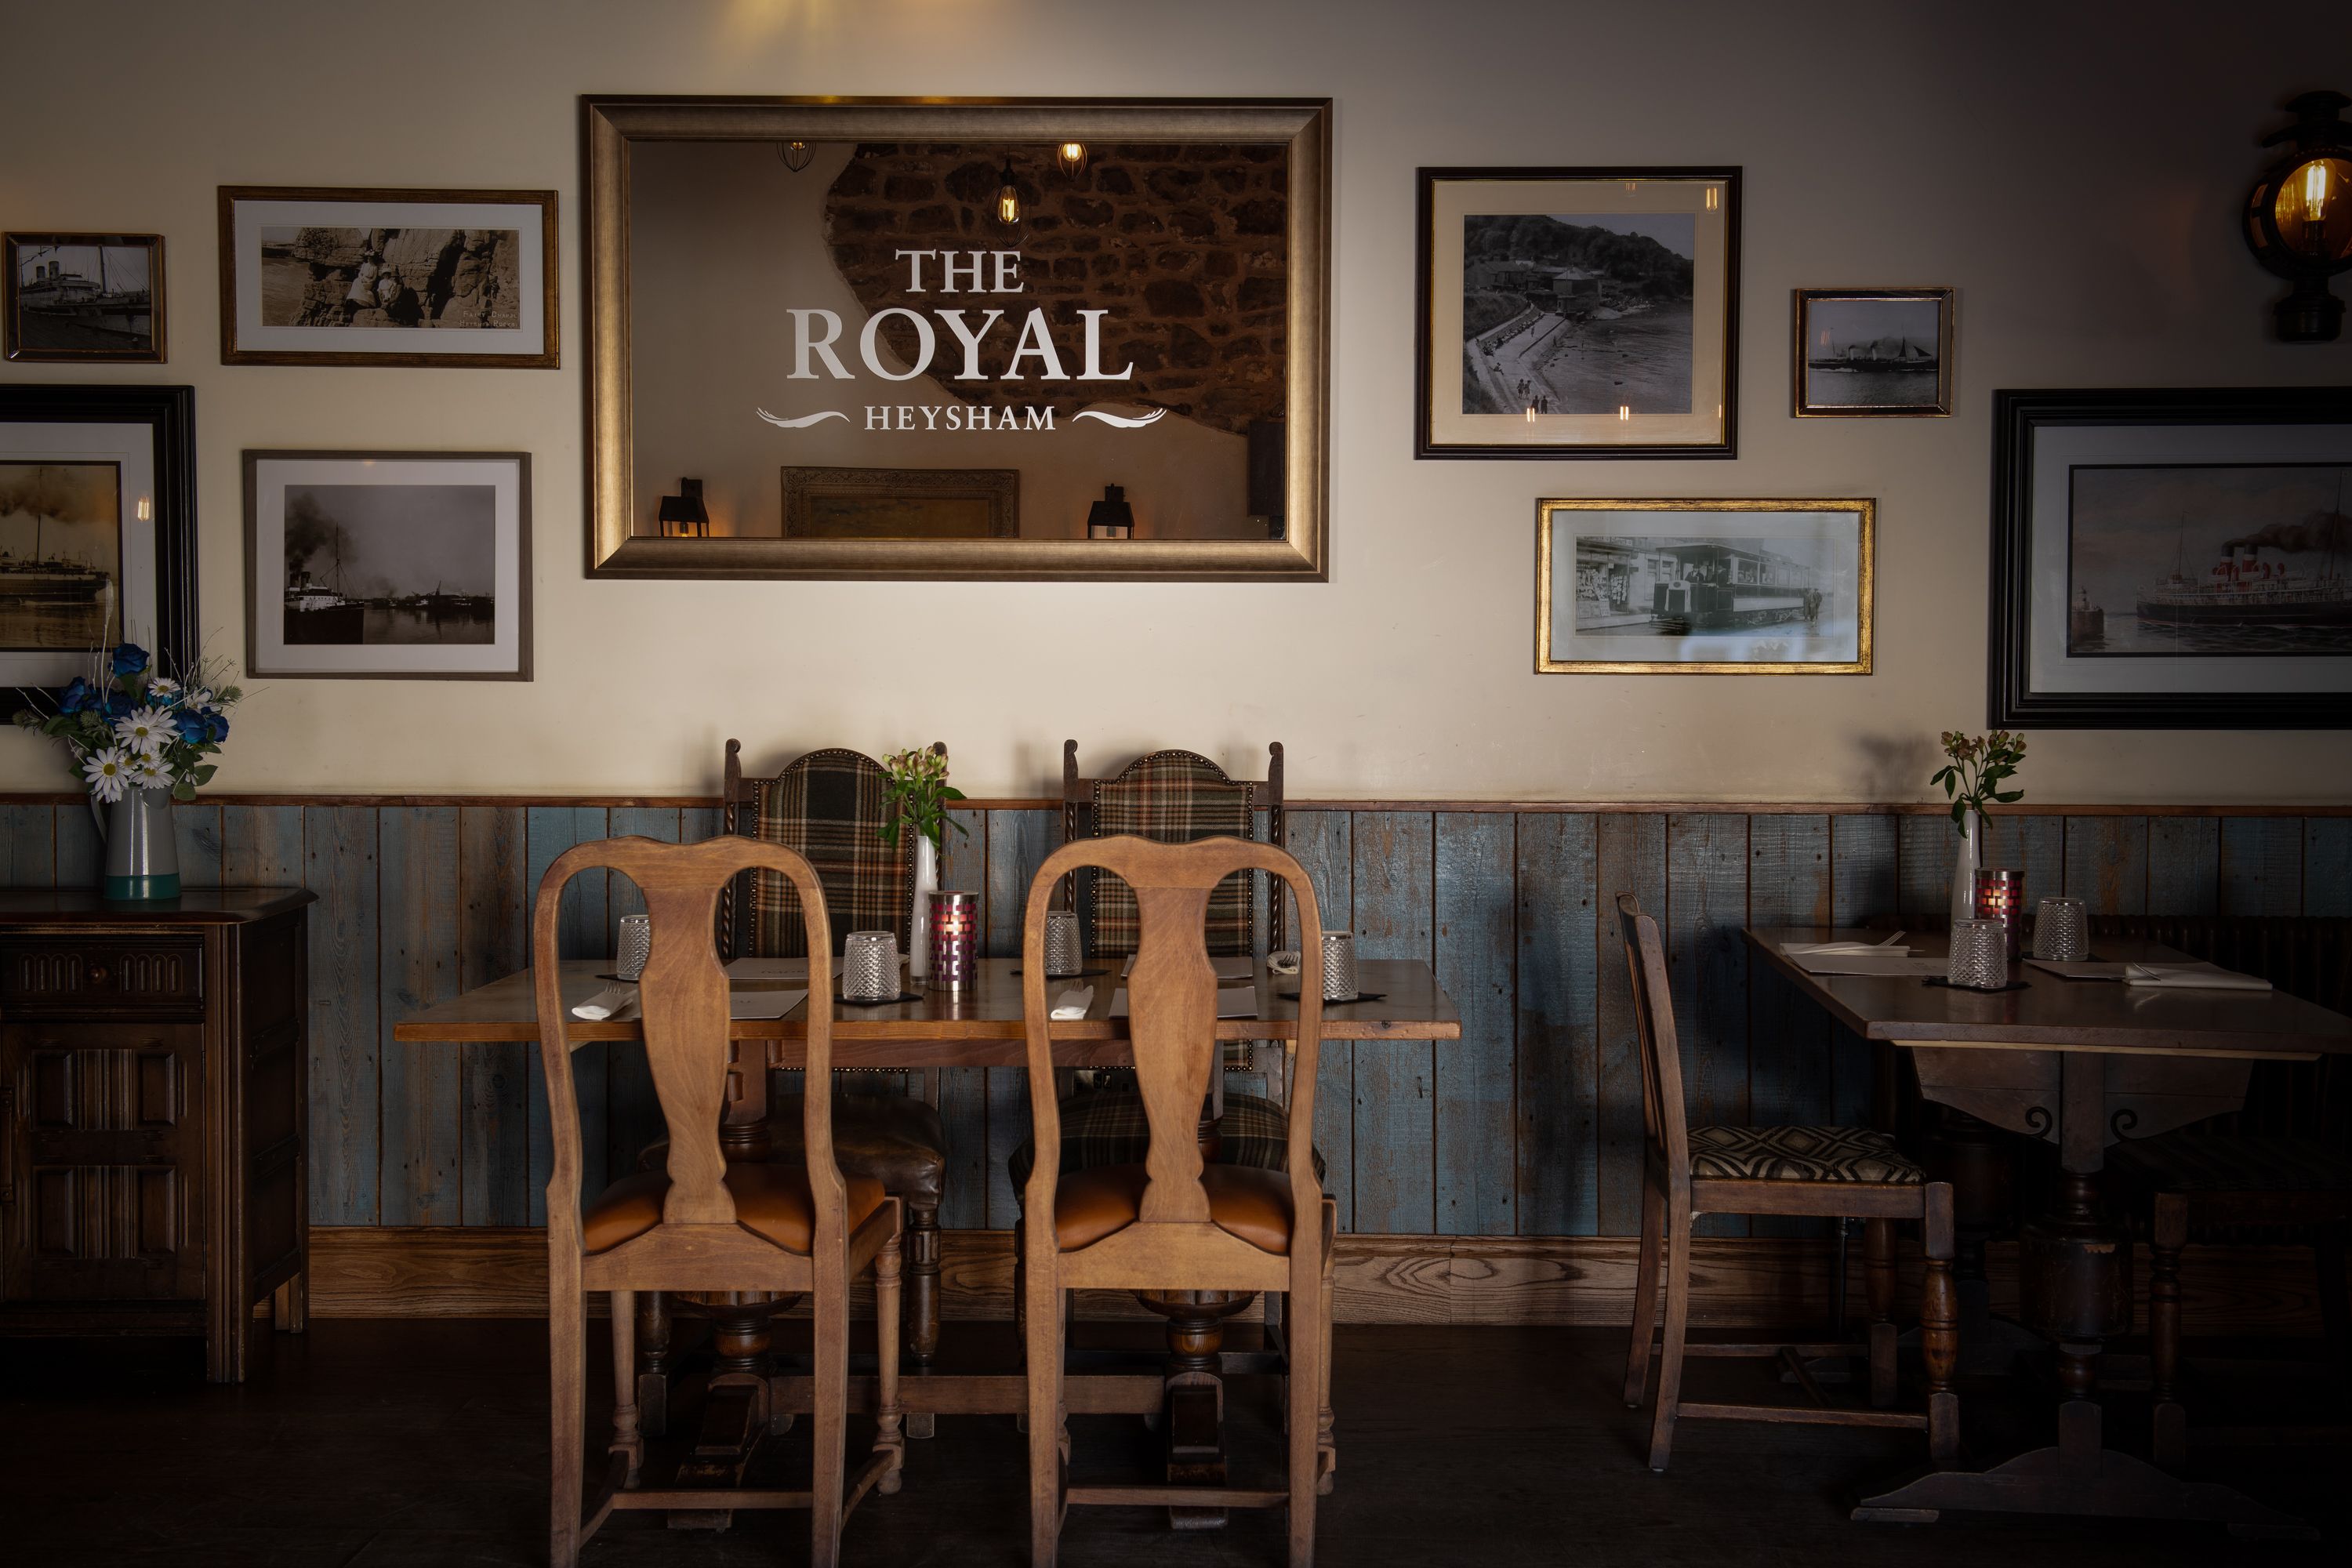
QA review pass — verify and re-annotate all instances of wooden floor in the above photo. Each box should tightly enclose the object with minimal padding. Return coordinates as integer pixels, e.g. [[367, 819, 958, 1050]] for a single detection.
[[1, 1319, 2343, 1566]]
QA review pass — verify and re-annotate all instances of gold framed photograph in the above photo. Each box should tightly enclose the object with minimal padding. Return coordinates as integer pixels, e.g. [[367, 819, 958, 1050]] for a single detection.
[[1536, 498, 1874, 674], [5, 234, 165, 363], [1417, 166, 1740, 458], [1791, 287, 1954, 417]]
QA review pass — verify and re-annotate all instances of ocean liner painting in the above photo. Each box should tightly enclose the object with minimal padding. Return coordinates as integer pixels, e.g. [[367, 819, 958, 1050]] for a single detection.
[[0, 462, 121, 649]]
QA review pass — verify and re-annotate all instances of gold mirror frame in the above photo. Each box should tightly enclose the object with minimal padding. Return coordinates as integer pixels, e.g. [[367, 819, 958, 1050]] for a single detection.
[[583, 95, 1331, 581]]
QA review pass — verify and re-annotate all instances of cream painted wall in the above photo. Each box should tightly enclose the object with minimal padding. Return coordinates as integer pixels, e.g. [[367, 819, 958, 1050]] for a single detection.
[[2, 0, 2348, 802]]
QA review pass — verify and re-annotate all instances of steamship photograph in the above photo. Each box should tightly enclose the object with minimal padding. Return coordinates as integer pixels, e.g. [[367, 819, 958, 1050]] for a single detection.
[[1461, 212, 1695, 416], [2065, 463, 2352, 656], [5, 235, 161, 361], [0, 461, 121, 650], [277, 481, 497, 647]]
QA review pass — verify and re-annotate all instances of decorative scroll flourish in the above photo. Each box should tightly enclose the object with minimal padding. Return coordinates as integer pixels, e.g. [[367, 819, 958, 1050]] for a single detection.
[[1069, 408, 1169, 429], [2110, 1106, 2140, 1141], [2024, 1104, 2054, 1139], [756, 408, 849, 429]]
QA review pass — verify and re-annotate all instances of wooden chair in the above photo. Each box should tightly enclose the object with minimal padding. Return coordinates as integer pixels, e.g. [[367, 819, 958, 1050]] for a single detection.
[[1018, 835, 1331, 1567], [1614, 893, 1958, 1472], [535, 836, 904, 1568]]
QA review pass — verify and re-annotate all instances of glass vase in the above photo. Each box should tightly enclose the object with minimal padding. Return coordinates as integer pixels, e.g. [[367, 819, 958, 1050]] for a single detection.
[[1947, 810, 1984, 929], [908, 833, 938, 981]]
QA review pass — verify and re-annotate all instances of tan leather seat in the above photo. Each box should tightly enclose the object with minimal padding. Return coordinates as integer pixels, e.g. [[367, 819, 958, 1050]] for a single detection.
[[640, 1091, 948, 1206], [583, 1163, 886, 1255], [1050, 1162, 1297, 1254]]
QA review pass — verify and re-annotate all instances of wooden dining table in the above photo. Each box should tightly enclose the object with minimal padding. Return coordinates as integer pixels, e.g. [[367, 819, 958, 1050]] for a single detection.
[[395, 953, 1461, 1526], [1748, 926, 2352, 1538]]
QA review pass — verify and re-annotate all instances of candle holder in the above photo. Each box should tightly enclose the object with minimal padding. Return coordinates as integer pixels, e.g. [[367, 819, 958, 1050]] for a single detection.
[[842, 931, 902, 1001], [928, 890, 979, 994], [1947, 917, 2009, 991], [1319, 930, 1359, 1002], [615, 913, 652, 982], [1044, 909, 1083, 978], [2032, 896, 2090, 963], [1973, 868, 2024, 960]]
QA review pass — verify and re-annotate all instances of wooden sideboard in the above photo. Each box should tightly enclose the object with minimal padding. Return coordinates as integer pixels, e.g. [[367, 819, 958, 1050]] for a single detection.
[[0, 888, 315, 1381]]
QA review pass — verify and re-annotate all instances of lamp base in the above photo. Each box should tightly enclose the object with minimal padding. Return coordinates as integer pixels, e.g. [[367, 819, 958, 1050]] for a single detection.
[[2274, 287, 2344, 343]]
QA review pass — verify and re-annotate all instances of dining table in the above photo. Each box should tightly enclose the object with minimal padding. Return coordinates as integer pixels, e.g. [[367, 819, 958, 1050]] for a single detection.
[[1747, 925, 2352, 1539], [395, 953, 1461, 1528]]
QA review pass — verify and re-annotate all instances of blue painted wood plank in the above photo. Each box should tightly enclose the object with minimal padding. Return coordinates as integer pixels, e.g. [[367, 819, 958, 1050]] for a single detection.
[[2064, 816, 2149, 916], [1667, 814, 1749, 1239], [603, 808, 680, 1180], [1515, 812, 1596, 1237], [223, 804, 304, 885], [1982, 813, 2064, 913], [933, 805, 989, 1229], [1348, 811, 1435, 1236], [379, 807, 462, 1225], [2147, 817, 2219, 916], [55, 800, 100, 891], [459, 804, 531, 1226], [2305, 820, 2352, 917], [1284, 808, 1353, 1232], [0, 804, 55, 885], [172, 803, 223, 887], [982, 809, 1056, 1229], [1896, 813, 1959, 920], [1434, 811, 1514, 1237], [679, 806, 722, 845], [1748, 815, 1829, 1238], [1595, 815, 1666, 1237], [304, 807, 379, 1225], [2220, 818, 2303, 916], [1827, 813, 1896, 1127], [524, 806, 609, 1222]]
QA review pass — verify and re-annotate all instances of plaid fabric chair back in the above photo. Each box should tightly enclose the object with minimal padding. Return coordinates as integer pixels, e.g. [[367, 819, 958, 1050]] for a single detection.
[[1090, 751, 1255, 956], [744, 749, 909, 958]]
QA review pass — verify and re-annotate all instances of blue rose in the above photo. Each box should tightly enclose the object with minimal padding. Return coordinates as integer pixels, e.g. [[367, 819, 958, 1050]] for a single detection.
[[175, 710, 209, 744], [58, 677, 93, 713], [111, 643, 149, 677], [102, 690, 134, 720], [202, 711, 230, 744]]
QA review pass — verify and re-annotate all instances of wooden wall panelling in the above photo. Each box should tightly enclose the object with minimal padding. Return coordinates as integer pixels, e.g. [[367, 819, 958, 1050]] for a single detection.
[[2306, 819, 2352, 917], [1981, 814, 2063, 911], [1513, 811, 1597, 1236], [306, 806, 381, 1225], [0, 803, 54, 885], [982, 808, 1055, 1229], [934, 805, 989, 1229], [457, 806, 530, 1225], [174, 802, 223, 887], [1896, 814, 1957, 919], [1666, 814, 1751, 1239], [1433, 811, 1515, 1236], [522, 806, 609, 1221], [1826, 815, 1896, 1127], [54, 799, 100, 889], [223, 803, 304, 885], [602, 807, 680, 1179], [2065, 815, 2150, 916], [1594, 815, 1667, 1236], [1284, 808, 1354, 1231], [379, 807, 463, 1225], [2220, 816, 2303, 916], [1349, 811, 1436, 1234], [2147, 816, 2220, 915], [1746, 815, 1831, 1240]]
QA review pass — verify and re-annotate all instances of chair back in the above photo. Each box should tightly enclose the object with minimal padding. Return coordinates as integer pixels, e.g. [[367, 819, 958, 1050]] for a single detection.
[[1615, 894, 1693, 1185], [721, 739, 939, 959], [1062, 739, 1285, 956], [1021, 834, 1325, 1236], [534, 836, 842, 1253]]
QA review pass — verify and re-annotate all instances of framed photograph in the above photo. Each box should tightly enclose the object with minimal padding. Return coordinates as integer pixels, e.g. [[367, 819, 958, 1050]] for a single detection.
[[0, 385, 195, 691], [1792, 287, 1952, 417], [782, 466, 1018, 539], [1990, 387, 2352, 728], [1537, 498, 1873, 674], [244, 451, 531, 680], [5, 234, 165, 363], [1417, 167, 1740, 459], [217, 187, 557, 367]]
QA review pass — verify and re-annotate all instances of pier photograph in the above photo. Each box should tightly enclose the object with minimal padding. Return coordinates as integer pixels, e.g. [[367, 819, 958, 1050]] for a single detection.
[[3, 234, 162, 362], [0, 461, 122, 652], [2065, 462, 2352, 657]]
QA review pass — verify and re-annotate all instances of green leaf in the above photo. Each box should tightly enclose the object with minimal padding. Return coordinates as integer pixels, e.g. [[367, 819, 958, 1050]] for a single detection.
[[1994, 789, 2023, 803], [171, 780, 197, 804]]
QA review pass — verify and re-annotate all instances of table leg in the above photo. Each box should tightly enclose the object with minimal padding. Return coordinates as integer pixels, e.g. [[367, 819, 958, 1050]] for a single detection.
[[670, 1295, 795, 1530], [1138, 1289, 1258, 1530]]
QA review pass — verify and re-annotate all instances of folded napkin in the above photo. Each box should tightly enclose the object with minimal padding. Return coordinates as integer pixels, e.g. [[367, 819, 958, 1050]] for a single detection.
[[572, 985, 638, 1021], [1266, 950, 1301, 976], [2124, 962, 2272, 993], [1050, 985, 1094, 1020], [1782, 933, 1910, 957]]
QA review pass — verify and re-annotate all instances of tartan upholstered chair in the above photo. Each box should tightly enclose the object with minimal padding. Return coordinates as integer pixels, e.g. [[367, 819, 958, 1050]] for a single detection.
[[632, 742, 952, 1446]]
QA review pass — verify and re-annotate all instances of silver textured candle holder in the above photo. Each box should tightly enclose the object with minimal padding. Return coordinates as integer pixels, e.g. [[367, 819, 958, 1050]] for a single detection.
[[1320, 930, 1359, 1002], [615, 913, 652, 982], [1044, 909, 1083, 978], [1947, 917, 2009, 991], [2032, 897, 2090, 964], [842, 931, 901, 1001]]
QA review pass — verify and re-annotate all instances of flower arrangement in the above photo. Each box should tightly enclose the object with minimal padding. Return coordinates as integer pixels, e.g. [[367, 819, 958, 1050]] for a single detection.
[[878, 746, 967, 852], [1930, 728, 2027, 834], [12, 641, 242, 804]]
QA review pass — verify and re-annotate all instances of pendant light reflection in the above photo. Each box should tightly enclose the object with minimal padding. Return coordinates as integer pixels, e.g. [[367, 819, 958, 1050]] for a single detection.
[[995, 160, 1022, 225], [1055, 141, 1088, 177], [781, 140, 813, 172]]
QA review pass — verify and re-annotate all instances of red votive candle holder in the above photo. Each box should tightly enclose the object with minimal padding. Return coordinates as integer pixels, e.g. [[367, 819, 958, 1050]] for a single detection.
[[1973, 869, 2024, 960], [928, 890, 979, 993]]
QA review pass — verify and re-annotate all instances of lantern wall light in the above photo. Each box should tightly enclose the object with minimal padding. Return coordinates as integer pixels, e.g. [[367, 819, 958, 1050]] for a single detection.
[[2245, 90, 2352, 342]]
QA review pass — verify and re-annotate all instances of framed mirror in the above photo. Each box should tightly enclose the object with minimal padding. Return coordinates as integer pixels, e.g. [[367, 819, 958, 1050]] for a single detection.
[[583, 96, 1330, 581]]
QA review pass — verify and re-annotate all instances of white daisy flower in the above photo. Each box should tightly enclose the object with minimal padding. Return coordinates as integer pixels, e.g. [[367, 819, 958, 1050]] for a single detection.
[[145, 677, 183, 703], [127, 753, 170, 790], [113, 706, 172, 753], [187, 688, 216, 709], [82, 746, 132, 804]]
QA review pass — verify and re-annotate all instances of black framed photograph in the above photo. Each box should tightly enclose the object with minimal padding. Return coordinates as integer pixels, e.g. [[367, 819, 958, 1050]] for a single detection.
[[217, 187, 557, 367], [1416, 166, 1740, 459], [1990, 387, 2352, 728], [1536, 498, 1873, 674], [244, 450, 531, 680], [1791, 287, 1952, 417], [0, 385, 195, 690], [5, 234, 165, 363]]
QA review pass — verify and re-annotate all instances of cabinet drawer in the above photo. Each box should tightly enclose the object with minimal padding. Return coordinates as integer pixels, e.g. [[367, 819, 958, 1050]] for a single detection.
[[0, 942, 205, 1016]]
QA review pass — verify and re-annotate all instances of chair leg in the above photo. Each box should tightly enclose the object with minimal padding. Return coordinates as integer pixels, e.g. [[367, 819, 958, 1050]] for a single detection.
[[2317, 1226, 2350, 1388], [874, 1218, 907, 1496], [809, 1297, 849, 1568], [1623, 1176, 1665, 1408], [1317, 1195, 1338, 1494], [608, 1287, 643, 1490], [906, 1203, 942, 1369], [636, 1289, 671, 1440], [1287, 1275, 1323, 1568], [1646, 1204, 1694, 1472], [2151, 1194, 2188, 1471], [1920, 1181, 1960, 1465], [1864, 1216, 1897, 1410], [1025, 1250, 1063, 1568], [549, 1283, 586, 1568]]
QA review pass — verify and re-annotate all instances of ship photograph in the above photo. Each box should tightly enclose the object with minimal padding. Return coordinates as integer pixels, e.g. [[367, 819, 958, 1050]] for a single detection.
[[0, 462, 122, 652], [5, 239, 158, 358], [278, 483, 497, 647], [2065, 463, 2352, 656], [1796, 293, 1944, 412]]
